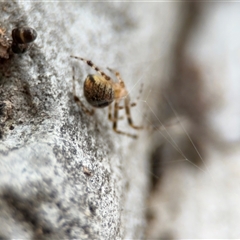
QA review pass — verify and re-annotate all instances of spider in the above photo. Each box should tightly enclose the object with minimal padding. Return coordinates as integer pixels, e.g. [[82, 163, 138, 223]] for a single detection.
[[11, 26, 37, 54], [70, 55, 143, 138], [0, 26, 37, 58]]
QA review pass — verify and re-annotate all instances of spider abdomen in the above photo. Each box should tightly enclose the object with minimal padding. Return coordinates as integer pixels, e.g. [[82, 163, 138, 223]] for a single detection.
[[12, 27, 37, 44], [84, 75, 114, 108]]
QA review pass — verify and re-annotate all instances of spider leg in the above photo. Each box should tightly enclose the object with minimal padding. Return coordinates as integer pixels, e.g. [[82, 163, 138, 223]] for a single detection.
[[108, 104, 124, 121], [107, 67, 124, 85], [71, 55, 112, 81], [129, 82, 144, 107], [72, 66, 94, 115], [118, 103, 136, 109], [124, 95, 143, 130], [107, 67, 143, 131], [108, 104, 112, 120], [112, 100, 138, 138]]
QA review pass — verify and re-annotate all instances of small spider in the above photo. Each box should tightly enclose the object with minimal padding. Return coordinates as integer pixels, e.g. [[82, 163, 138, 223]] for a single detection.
[[12, 26, 37, 44], [0, 26, 37, 58], [70, 55, 143, 138], [11, 26, 37, 54]]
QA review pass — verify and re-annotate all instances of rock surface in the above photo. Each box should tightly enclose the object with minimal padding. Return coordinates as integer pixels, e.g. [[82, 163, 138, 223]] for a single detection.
[[0, 1, 180, 239]]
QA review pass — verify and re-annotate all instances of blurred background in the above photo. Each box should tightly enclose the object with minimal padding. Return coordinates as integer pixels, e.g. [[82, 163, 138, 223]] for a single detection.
[[146, 2, 240, 239]]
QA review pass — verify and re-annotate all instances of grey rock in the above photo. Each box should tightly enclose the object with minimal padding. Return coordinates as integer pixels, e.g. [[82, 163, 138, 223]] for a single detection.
[[0, 1, 180, 239]]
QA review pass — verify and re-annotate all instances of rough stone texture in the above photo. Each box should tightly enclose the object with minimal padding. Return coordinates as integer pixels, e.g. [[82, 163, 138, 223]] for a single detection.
[[0, 2, 181, 239]]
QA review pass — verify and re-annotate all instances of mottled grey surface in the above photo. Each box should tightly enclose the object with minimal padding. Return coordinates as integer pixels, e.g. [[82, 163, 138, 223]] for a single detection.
[[0, 1, 180, 239]]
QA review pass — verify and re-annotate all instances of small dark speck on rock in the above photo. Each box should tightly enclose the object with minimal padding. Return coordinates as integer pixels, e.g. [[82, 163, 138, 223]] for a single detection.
[[65, 228, 71, 235], [9, 125, 14, 130], [57, 215, 63, 222], [56, 202, 61, 208], [89, 202, 97, 215], [70, 197, 76, 203], [42, 227, 52, 234], [49, 190, 57, 199]]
